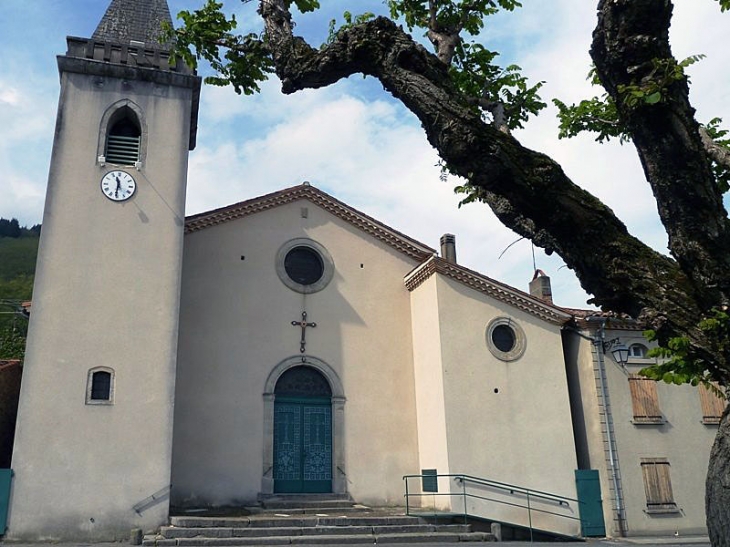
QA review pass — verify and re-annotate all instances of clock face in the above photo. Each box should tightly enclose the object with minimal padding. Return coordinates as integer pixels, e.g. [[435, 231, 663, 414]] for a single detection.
[[100, 170, 136, 202]]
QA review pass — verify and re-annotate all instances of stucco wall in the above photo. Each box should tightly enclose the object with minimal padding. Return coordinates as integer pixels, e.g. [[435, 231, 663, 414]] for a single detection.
[[436, 275, 580, 535], [8, 69, 193, 540], [409, 275, 451, 509], [171, 199, 421, 507], [409, 273, 580, 536], [570, 328, 716, 537]]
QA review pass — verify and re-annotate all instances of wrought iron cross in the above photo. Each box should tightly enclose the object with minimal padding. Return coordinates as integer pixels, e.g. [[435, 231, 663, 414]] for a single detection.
[[292, 311, 316, 353]]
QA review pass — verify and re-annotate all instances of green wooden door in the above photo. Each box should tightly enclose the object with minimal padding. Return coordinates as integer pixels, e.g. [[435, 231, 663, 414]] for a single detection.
[[575, 469, 606, 537], [274, 398, 332, 493], [0, 469, 12, 536]]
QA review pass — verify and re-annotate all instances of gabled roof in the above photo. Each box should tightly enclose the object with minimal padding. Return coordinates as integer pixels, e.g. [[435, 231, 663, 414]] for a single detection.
[[92, 0, 174, 48], [185, 183, 437, 262], [405, 256, 573, 325]]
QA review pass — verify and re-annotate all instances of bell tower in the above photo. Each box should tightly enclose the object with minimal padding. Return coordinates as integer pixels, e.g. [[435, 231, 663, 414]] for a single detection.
[[8, 0, 200, 540]]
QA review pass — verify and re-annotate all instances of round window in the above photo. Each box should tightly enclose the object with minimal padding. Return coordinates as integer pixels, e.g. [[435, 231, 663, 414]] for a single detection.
[[486, 317, 526, 361], [285, 246, 324, 286], [276, 238, 334, 294], [492, 325, 516, 353]]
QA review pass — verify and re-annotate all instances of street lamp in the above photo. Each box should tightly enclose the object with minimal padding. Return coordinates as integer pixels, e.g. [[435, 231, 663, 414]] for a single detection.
[[604, 339, 630, 366]]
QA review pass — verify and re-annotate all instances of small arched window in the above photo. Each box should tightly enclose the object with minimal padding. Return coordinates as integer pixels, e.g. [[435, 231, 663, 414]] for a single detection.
[[86, 367, 115, 405], [629, 343, 649, 359], [106, 115, 141, 165]]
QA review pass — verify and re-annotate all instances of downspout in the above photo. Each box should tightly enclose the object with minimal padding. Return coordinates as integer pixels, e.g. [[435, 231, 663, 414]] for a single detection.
[[591, 320, 626, 537]]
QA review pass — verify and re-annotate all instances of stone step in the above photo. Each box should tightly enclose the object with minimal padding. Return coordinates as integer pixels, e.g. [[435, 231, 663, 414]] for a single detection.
[[259, 496, 353, 511], [144, 531, 494, 546], [170, 515, 421, 529], [160, 524, 471, 539]]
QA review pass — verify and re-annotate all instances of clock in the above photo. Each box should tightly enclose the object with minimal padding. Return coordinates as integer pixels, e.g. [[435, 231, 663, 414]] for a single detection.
[[100, 170, 136, 202]]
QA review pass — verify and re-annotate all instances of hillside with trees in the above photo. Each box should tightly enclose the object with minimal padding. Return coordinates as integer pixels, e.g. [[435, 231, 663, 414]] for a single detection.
[[0, 219, 40, 360]]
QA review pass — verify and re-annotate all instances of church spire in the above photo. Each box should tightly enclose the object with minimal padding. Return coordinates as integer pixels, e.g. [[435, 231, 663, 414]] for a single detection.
[[92, 0, 174, 48]]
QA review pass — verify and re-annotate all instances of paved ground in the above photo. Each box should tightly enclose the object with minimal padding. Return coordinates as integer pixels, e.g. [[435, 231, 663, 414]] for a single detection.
[[0, 538, 712, 547]]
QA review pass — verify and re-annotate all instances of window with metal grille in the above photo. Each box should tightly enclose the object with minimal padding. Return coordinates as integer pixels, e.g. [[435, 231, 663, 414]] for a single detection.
[[105, 117, 140, 165], [628, 374, 663, 423], [699, 383, 726, 425], [640, 458, 677, 512]]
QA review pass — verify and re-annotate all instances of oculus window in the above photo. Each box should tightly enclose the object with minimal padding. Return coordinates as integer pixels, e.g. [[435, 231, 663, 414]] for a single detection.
[[276, 238, 334, 294], [486, 317, 526, 362]]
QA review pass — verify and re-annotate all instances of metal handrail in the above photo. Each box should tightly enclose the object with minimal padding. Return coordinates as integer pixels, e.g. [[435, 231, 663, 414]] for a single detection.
[[403, 473, 581, 542]]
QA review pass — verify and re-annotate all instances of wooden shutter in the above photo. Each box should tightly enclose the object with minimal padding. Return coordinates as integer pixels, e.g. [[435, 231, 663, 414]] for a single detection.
[[628, 374, 663, 423], [699, 384, 727, 425], [640, 458, 676, 510]]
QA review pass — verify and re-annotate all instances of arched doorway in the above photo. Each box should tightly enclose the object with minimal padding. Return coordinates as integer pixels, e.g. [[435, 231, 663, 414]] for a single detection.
[[273, 366, 332, 493]]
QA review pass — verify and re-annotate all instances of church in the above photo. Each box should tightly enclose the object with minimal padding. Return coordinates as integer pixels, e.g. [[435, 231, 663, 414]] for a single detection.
[[1, 0, 721, 542]]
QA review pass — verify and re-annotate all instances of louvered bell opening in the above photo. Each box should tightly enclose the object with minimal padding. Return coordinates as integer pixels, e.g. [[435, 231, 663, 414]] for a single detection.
[[106, 134, 140, 165], [106, 115, 141, 165]]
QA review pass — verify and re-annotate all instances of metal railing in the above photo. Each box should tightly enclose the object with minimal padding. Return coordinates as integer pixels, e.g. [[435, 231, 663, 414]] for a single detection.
[[403, 473, 581, 541]]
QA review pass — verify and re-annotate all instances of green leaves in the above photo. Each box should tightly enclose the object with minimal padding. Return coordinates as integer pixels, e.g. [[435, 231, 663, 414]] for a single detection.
[[165, 0, 273, 95], [640, 309, 730, 392], [450, 42, 545, 130], [703, 117, 730, 193], [387, 1, 521, 36], [718, 0, 730, 12], [326, 11, 376, 45], [616, 55, 705, 109], [553, 96, 628, 144]]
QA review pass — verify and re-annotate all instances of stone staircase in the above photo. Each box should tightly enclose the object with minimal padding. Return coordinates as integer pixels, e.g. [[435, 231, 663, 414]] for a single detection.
[[146, 497, 495, 545]]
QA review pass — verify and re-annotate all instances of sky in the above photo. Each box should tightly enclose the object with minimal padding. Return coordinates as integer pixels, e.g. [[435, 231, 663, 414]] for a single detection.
[[1, 0, 729, 309]]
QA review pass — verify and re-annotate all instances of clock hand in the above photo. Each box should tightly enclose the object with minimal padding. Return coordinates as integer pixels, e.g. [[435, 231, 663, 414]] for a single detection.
[[115, 176, 121, 198]]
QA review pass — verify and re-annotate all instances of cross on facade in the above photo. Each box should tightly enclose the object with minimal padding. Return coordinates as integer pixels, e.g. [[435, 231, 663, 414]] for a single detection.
[[291, 311, 316, 353]]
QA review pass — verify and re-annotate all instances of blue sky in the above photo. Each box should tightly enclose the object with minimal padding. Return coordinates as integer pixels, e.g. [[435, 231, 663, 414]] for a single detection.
[[1, 1, 729, 309]]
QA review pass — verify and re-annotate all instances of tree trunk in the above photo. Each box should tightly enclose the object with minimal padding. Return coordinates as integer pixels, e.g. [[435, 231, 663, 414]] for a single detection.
[[707, 405, 730, 547]]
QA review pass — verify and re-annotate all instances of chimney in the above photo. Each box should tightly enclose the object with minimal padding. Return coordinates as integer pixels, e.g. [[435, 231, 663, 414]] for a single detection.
[[529, 269, 553, 304], [440, 234, 457, 263]]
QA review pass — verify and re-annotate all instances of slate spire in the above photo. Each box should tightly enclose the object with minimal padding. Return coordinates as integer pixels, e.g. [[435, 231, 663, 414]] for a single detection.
[[92, 0, 174, 48]]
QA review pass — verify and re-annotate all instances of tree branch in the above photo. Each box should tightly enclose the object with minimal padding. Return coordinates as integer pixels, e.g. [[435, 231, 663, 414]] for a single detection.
[[700, 126, 730, 171], [591, 0, 730, 311]]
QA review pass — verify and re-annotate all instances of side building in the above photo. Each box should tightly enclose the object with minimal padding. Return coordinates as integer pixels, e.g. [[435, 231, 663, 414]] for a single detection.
[[564, 313, 723, 537]]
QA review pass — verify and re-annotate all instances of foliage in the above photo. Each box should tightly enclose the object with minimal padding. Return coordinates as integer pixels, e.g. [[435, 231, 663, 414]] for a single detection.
[[326, 11, 375, 44], [0, 236, 40, 282], [553, 58, 730, 193], [616, 55, 705, 109], [165, 1, 273, 95], [386, 0, 522, 36], [0, 322, 27, 360], [0, 218, 40, 239], [705, 116, 730, 193], [450, 42, 545, 130], [641, 309, 730, 397], [0, 223, 38, 361]]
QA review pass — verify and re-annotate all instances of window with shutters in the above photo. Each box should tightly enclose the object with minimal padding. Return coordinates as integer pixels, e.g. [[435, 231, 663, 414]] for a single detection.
[[628, 374, 663, 423], [640, 458, 678, 513], [699, 384, 727, 425], [86, 367, 115, 405]]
